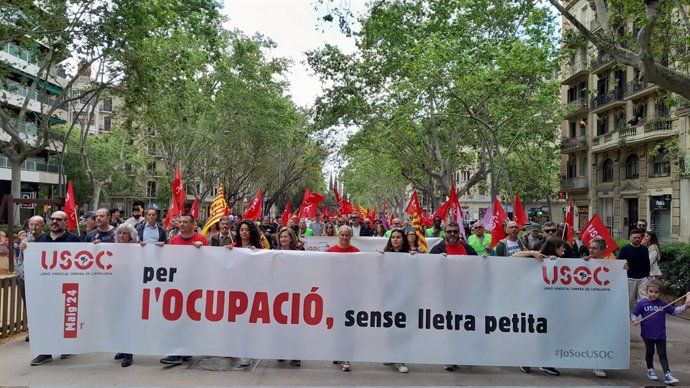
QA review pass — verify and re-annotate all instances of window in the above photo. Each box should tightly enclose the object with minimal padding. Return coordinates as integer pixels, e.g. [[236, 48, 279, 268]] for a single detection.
[[147, 162, 156, 173], [602, 159, 614, 182], [633, 101, 647, 121], [462, 170, 471, 181], [656, 98, 669, 118], [103, 116, 111, 131], [567, 159, 576, 178], [625, 154, 639, 179], [651, 148, 671, 177], [596, 117, 608, 136], [569, 121, 576, 138], [102, 97, 112, 112], [146, 181, 157, 197]]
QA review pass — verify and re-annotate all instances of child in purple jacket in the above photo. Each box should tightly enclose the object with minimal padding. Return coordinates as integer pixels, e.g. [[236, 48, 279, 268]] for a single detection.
[[631, 280, 689, 385]]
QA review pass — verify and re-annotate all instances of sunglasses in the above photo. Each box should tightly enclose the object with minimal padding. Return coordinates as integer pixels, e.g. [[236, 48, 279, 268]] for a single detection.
[[544, 229, 557, 233], [446, 230, 460, 234], [50, 217, 66, 222]]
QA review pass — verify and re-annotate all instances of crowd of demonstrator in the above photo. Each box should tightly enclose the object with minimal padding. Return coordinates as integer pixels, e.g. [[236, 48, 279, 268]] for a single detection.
[[12, 207, 688, 384]]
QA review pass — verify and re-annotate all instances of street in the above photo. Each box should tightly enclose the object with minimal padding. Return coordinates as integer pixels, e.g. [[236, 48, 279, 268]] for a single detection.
[[0, 314, 688, 386]]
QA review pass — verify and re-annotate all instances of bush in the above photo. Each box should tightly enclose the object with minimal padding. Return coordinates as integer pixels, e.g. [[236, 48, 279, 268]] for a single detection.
[[658, 242, 690, 298]]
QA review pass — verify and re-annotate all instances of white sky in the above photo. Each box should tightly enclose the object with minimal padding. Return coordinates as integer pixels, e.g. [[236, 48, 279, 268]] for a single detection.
[[221, 0, 365, 108]]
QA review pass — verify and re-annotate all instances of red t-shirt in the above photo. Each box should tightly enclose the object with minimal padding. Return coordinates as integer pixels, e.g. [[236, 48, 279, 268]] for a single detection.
[[170, 233, 208, 246], [327, 245, 360, 253], [445, 242, 468, 255]]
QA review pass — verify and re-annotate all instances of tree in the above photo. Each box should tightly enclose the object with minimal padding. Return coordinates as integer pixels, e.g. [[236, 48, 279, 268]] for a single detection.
[[55, 122, 148, 209], [0, 0, 224, 224], [129, 29, 326, 213], [309, 0, 561, 203], [548, 0, 690, 99]]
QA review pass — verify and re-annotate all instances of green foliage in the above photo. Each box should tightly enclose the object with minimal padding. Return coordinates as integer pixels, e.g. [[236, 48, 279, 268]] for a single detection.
[[658, 242, 690, 297], [309, 0, 561, 204], [126, 29, 327, 211]]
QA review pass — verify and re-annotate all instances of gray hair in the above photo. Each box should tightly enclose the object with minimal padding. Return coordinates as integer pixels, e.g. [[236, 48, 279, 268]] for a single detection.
[[590, 236, 606, 251], [116, 223, 140, 243], [338, 225, 353, 235]]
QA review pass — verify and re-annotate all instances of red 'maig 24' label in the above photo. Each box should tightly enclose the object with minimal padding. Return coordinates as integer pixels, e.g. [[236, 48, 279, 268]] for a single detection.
[[62, 283, 79, 338]]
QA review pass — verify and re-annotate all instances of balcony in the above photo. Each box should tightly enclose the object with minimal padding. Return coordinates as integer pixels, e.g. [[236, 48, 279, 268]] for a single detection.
[[2, 42, 67, 78], [590, 53, 614, 73], [560, 177, 588, 191], [644, 117, 673, 133], [561, 61, 588, 83], [624, 80, 656, 99], [3, 118, 39, 137], [560, 136, 587, 152], [0, 155, 62, 174], [590, 88, 625, 112], [564, 97, 589, 118], [1, 78, 57, 105]]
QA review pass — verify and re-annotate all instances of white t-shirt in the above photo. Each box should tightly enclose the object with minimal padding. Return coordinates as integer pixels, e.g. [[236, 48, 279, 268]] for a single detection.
[[506, 239, 522, 256], [351, 225, 361, 236]]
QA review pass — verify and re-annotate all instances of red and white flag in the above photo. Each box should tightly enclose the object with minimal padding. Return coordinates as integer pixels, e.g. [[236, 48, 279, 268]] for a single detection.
[[189, 196, 199, 220], [242, 189, 262, 220], [163, 196, 178, 228], [580, 213, 618, 257], [489, 197, 508, 248], [299, 190, 324, 219]]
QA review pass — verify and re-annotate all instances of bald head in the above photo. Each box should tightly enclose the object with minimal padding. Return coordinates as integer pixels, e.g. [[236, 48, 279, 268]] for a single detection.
[[505, 221, 520, 240], [49, 211, 68, 234], [28, 215, 45, 236]]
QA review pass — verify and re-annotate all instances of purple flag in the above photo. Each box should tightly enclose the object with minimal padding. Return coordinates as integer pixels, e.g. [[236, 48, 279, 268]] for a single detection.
[[482, 206, 494, 231], [380, 212, 390, 230]]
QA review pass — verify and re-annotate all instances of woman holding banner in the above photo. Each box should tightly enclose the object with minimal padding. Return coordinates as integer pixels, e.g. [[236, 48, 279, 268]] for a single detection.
[[380, 228, 410, 373], [113, 223, 139, 367], [229, 220, 263, 249], [276, 227, 303, 366], [405, 227, 425, 253]]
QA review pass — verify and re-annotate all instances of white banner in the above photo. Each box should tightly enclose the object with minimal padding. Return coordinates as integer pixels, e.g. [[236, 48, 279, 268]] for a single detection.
[[302, 236, 443, 252], [25, 243, 630, 368]]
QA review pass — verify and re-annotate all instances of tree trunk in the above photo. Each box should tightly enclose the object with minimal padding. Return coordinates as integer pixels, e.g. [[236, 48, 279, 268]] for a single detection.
[[92, 182, 104, 210], [10, 159, 22, 226]]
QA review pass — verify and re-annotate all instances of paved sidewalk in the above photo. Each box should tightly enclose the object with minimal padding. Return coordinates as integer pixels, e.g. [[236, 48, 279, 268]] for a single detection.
[[0, 316, 688, 386]]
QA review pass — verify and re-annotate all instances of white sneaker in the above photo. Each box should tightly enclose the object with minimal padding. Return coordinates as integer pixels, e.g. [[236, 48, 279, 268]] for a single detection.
[[647, 369, 659, 381], [239, 358, 251, 367], [593, 369, 607, 378], [664, 372, 679, 385], [395, 363, 408, 373]]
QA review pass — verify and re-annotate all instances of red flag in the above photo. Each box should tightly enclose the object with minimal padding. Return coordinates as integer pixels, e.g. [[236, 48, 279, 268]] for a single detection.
[[404, 191, 428, 252], [281, 199, 292, 227], [433, 201, 450, 219], [514, 193, 528, 229], [489, 197, 508, 248], [189, 196, 199, 220], [448, 184, 466, 240], [581, 213, 618, 257], [299, 190, 324, 219], [405, 191, 421, 217], [368, 209, 377, 225], [64, 180, 78, 231], [322, 205, 330, 219], [163, 196, 178, 228], [172, 167, 186, 209], [242, 189, 262, 220], [565, 196, 574, 245], [334, 186, 353, 214]]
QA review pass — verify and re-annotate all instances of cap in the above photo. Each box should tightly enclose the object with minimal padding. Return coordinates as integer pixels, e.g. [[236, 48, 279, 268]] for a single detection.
[[84, 211, 96, 220]]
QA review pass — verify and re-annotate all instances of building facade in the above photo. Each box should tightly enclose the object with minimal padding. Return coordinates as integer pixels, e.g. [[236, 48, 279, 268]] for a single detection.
[[559, 0, 690, 242], [1, 6, 68, 221]]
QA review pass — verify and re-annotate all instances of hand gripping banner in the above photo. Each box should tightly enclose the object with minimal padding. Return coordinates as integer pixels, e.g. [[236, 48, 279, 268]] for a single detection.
[[25, 244, 630, 368]]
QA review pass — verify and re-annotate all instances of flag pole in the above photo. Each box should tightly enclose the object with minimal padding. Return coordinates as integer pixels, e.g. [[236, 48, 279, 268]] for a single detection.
[[637, 293, 689, 323], [74, 207, 80, 235]]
